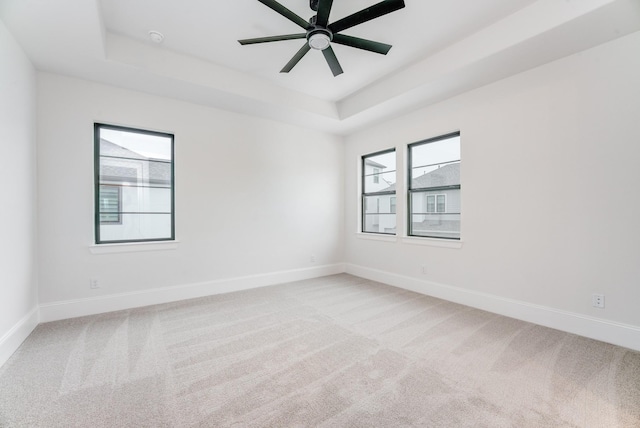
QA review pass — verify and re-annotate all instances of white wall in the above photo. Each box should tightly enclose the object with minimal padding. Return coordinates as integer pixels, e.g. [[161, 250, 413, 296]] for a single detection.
[[37, 73, 344, 316], [345, 32, 640, 343], [0, 19, 39, 365]]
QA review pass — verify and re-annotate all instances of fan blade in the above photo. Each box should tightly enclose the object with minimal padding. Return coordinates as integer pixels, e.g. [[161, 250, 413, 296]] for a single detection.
[[281, 43, 311, 73], [315, 0, 334, 27], [332, 34, 392, 54], [257, 0, 310, 29], [328, 0, 405, 34], [239, 34, 306, 45], [322, 46, 343, 76]]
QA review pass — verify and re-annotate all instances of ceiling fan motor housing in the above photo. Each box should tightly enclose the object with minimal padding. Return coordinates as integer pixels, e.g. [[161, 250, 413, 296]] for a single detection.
[[310, 0, 319, 12], [307, 15, 333, 50]]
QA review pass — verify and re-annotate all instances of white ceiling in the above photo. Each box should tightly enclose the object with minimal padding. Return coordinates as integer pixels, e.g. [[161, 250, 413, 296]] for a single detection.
[[100, 0, 536, 101], [1, 0, 639, 135]]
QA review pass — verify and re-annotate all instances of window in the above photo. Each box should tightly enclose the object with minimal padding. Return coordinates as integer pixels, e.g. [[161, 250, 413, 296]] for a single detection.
[[437, 194, 446, 213], [94, 123, 175, 244], [99, 186, 121, 223], [426, 195, 436, 213], [373, 167, 380, 183], [425, 194, 446, 213], [362, 149, 396, 234], [408, 132, 460, 239]]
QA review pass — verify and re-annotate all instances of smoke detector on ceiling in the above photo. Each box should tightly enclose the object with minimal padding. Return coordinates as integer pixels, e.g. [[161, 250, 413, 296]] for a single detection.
[[148, 30, 164, 44]]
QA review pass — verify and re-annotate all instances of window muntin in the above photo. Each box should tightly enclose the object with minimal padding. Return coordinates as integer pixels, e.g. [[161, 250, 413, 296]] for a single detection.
[[362, 149, 396, 235], [94, 123, 175, 244], [408, 132, 460, 239]]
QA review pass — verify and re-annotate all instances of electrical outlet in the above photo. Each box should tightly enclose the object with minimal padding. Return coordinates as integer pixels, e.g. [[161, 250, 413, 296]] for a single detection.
[[310, 254, 316, 263], [592, 293, 605, 309], [421, 265, 427, 275], [90, 278, 100, 289]]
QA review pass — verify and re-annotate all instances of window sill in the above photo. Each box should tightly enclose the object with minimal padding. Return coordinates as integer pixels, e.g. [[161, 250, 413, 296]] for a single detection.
[[356, 232, 397, 243], [89, 240, 180, 254], [402, 236, 463, 249]]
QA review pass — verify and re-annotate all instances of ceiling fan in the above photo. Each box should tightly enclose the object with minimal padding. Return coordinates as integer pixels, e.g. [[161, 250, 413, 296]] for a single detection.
[[238, 0, 406, 76]]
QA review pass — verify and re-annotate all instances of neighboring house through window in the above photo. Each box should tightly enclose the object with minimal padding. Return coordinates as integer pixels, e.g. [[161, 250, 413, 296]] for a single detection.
[[94, 123, 175, 244], [425, 194, 446, 213], [99, 186, 121, 224], [408, 132, 461, 239], [362, 149, 396, 234]]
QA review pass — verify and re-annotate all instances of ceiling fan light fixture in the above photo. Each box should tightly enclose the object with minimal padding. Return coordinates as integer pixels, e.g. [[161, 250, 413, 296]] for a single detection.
[[308, 33, 330, 50]]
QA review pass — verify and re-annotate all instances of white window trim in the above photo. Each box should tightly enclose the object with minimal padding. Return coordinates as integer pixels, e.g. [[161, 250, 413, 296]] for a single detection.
[[356, 232, 398, 243], [89, 240, 180, 254], [402, 236, 462, 249]]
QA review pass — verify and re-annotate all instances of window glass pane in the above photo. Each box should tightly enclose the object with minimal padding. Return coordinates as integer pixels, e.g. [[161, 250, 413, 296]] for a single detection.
[[96, 124, 174, 244], [410, 214, 460, 239], [437, 194, 446, 213], [363, 195, 396, 234], [363, 214, 397, 234], [99, 214, 172, 242], [363, 151, 396, 194], [99, 186, 120, 223], [364, 195, 395, 214], [411, 161, 460, 190], [118, 187, 172, 213], [100, 128, 172, 161], [426, 195, 435, 213], [410, 192, 460, 239], [99, 152, 172, 187], [410, 135, 460, 189]]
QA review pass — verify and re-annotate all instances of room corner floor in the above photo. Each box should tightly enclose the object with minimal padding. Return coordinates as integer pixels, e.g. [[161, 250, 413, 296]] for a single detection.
[[1, 274, 639, 427]]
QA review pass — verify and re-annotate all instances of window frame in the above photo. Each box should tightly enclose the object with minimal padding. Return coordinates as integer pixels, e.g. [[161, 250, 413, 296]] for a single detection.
[[407, 131, 461, 240], [361, 148, 396, 235], [94, 123, 175, 245]]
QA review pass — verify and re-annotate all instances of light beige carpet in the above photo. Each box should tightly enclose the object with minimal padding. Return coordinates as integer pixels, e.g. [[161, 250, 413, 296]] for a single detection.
[[0, 274, 639, 427]]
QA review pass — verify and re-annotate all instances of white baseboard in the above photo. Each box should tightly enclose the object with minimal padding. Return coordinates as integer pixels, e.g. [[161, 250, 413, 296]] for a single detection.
[[345, 263, 640, 352], [39, 263, 346, 323], [31, 262, 640, 352], [0, 307, 39, 368]]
